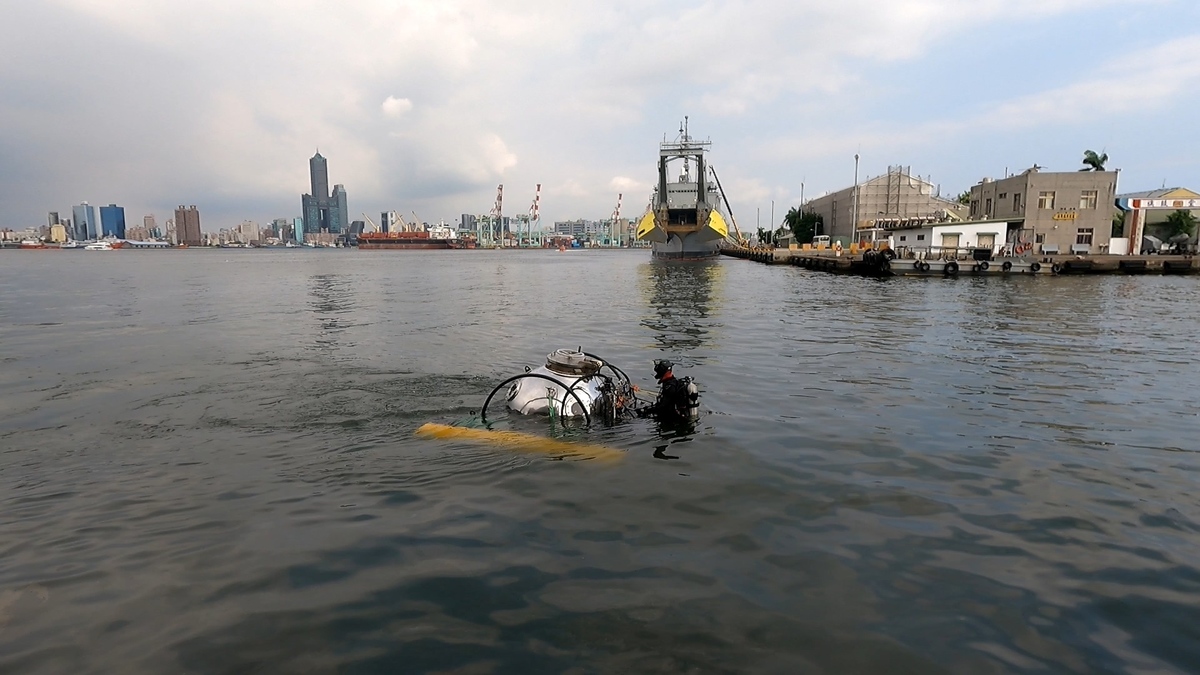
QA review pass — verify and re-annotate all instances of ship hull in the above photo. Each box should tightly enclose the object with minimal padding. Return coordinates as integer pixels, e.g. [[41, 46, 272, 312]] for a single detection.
[[651, 233, 721, 260], [358, 239, 460, 250]]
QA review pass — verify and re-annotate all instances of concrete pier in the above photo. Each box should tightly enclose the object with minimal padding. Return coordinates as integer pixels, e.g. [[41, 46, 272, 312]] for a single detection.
[[722, 247, 1199, 277]]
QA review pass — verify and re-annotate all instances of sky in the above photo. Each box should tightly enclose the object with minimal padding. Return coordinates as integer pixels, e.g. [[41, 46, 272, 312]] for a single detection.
[[2, 0, 1198, 233]]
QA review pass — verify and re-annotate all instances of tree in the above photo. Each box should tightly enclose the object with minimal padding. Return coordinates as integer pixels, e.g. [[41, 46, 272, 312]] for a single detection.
[[755, 227, 768, 245], [956, 190, 971, 205], [1080, 149, 1108, 171], [1111, 211, 1125, 239], [1164, 209, 1197, 239], [783, 207, 824, 243]]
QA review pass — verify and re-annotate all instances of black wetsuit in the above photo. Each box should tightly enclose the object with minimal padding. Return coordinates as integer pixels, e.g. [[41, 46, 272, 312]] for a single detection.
[[641, 375, 695, 421]]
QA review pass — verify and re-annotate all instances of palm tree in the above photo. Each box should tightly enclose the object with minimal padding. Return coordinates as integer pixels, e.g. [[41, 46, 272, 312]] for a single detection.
[[1080, 150, 1108, 171]]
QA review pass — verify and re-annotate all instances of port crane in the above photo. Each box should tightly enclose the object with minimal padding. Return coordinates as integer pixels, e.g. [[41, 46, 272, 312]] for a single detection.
[[610, 193, 622, 247], [361, 212, 379, 234], [710, 165, 747, 246]]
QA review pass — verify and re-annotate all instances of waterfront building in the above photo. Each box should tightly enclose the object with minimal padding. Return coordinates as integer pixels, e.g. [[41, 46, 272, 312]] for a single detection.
[[165, 218, 177, 244], [967, 167, 1118, 255], [300, 152, 348, 234], [175, 205, 202, 246], [49, 223, 68, 243], [48, 212, 60, 227], [1115, 187, 1200, 253], [804, 167, 965, 243], [144, 214, 157, 237], [72, 202, 97, 240], [292, 217, 303, 241], [100, 204, 126, 239]]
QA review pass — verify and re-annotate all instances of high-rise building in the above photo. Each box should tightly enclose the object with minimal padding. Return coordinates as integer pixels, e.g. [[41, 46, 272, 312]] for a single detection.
[[48, 211, 60, 227], [100, 204, 126, 239], [165, 218, 177, 244], [175, 205, 202, 246], [300, 151, 348, 234], [144, 214, 157, 235], [72, 202, 97, 240]]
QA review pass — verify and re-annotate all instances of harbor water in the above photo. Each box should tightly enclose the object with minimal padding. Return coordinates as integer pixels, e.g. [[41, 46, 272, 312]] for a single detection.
[[2, 249, 1199, 674]]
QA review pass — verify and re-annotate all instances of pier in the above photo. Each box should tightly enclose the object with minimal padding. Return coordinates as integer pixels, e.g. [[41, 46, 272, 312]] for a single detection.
[[723, 247, 1199, 277]]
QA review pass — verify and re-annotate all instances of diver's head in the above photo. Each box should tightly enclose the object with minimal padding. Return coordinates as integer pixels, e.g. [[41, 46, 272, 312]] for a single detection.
[[653, 359, 673, 382]]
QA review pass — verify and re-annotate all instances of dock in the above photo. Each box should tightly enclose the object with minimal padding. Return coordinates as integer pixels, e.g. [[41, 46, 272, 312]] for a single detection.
[[723, 247, 1198, 277]]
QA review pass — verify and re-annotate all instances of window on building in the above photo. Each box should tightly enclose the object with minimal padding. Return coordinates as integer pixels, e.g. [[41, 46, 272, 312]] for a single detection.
[[1076, 228, 1093, 245], [985, 198, 992, 216], [1079, 190, 1098, 209], [1035, 233, 1045, 243], [916, 234, 926, 241], [1038, 191, 1055, 209], [899, 235, 907, 242], [1013, 193, 1022, 211], [998, 193, 1007, 200], [970, 200, 979, 216]]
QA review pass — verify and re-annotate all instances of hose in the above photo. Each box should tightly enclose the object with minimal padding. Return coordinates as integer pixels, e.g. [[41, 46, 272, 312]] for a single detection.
[[481, 373, 593, 426]]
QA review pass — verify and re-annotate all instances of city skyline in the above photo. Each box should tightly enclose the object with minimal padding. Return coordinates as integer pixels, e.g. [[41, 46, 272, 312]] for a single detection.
[[2, 1, 1199, 231]]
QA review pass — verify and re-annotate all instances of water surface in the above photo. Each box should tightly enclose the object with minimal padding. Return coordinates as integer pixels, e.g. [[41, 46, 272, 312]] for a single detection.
[[2, 249, 1199, 673]]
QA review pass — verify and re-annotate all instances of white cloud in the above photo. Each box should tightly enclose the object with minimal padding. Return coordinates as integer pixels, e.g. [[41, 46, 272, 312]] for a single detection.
[[0, 0, 1193, 228], [381, 96, 414, 118]]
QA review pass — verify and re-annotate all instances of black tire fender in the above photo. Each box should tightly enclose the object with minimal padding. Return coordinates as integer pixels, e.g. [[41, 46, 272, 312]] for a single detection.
[[1030, 262, 1042, 273]]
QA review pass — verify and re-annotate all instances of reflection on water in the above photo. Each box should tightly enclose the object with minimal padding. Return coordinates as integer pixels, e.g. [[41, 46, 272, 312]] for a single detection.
[[638, 260, 725, 353], [309, 273, 355, 356]]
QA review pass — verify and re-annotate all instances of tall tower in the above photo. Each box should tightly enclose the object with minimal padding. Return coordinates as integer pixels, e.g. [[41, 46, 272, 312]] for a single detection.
[[100, 204, 126, 238], [175, 205, 202, 246], [72, 202, 97, 241], [300, 151, 347, 235]]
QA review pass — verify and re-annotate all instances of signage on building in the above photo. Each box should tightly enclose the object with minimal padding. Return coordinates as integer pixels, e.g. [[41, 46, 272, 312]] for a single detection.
[[1127, 198, 1200, 210], [1052, 211, 1078, 221]]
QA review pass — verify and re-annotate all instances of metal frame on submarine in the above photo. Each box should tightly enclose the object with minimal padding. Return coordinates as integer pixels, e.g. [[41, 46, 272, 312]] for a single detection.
[[480, 348, 696, 427]]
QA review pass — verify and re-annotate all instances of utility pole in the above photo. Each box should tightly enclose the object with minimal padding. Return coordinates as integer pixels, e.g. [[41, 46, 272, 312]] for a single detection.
[[853, 154, 861, 240]]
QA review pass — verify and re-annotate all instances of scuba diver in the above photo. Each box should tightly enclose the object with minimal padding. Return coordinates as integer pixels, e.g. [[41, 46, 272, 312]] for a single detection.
[[638, 359, 699, 422]]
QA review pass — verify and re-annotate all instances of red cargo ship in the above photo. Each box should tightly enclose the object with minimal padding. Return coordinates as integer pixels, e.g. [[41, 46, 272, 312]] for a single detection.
[[357, 226, 464, 250]]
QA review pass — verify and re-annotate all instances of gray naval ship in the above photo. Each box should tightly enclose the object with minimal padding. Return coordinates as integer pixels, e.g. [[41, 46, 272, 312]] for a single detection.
[[636, 118, 734, 259]]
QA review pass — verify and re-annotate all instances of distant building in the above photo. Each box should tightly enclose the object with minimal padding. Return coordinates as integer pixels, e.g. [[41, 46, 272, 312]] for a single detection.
[[48, 211, 60, 227], [968, 167, 1118, 254], [143, 214, 157, 238], [1116, 187, 1200, 253], [165, 218, 177, 244], [804, 167, 964, 242], [72, 202, 97, 241], [49, 223, 68, 243], [175, 205, 202, 246], [553, 219, 611, 237], [383, 211, 403, 233], [300, 152, 348, 234], [100, 204, 126, 239], [292, 217, 304, 241]]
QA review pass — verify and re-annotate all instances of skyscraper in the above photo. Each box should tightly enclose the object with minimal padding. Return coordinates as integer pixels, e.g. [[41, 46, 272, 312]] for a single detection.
[[175, 205, 202, 246], [72, 202, 97, 241], [100, 204, 126, 238], [48, 212, 60, 227], [301, 151, 347, 235]]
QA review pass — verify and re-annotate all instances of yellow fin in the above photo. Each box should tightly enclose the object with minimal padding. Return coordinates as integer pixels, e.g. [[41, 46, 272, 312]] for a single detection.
[[415, 423, 624, 463], [636, 212, 666, 242], [706, 210, 729, 239]]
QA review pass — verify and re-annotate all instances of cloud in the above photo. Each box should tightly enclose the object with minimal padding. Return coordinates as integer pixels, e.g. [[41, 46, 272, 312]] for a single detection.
[[0, 0, 1194, 229], [381, 96, 414, 118]]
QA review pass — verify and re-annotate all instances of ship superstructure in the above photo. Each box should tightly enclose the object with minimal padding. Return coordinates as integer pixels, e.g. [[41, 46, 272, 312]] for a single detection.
[[636, 118, 730, 259]]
